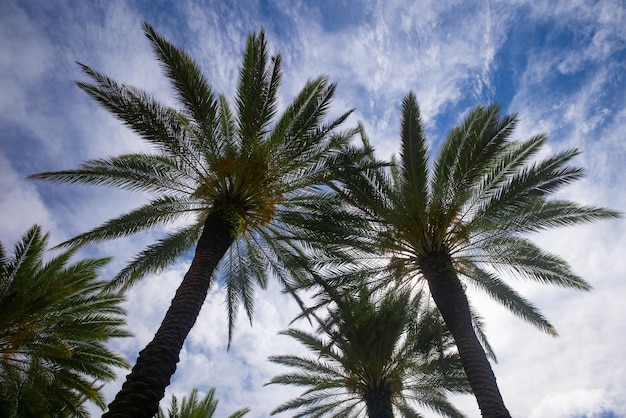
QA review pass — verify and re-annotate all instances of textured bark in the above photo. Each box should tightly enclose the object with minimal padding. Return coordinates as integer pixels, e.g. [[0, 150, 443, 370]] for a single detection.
[[365, 389, 394, 418], [420, 252, 511, 418], [103, 212, 235, 418]]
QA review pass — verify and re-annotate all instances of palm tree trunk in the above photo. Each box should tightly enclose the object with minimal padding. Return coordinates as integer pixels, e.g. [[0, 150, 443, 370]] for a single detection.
[[420, 252, 511, 418], [365, 389, 394, 418], [103, 212, 235, 418]]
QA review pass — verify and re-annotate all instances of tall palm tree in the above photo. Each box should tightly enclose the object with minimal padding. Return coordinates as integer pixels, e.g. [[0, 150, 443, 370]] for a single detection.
[[267, 284, 471, 417], [0, 225, 130, 417], [29, 23, 360, 417], [155, 387, 249, 418], [329, 93, 620, 417]]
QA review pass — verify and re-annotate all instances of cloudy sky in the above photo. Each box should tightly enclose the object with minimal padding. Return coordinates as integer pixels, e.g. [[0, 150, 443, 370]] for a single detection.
[[1, 0, 625, 417]]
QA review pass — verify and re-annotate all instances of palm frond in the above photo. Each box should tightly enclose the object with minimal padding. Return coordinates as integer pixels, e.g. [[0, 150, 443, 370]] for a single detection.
[[111, 220, 204, 290], [402, 391, 467, 418], [393, 400, 426, 418], [58, 195, 198, 249], [266, 76, 333, 156], [142, 22, 220, 154], [75, 64, 202, 165], [475, 149, 584, 223], [216, 94, 236, 155], [399, 92, 429, 224], [328, 133, 396, 225], [463, 264, 558, 336], [30, 153, 194, 195], [156, 387, 249, 418], [431, 105, 517, 237], [236, 30, 281, 147], [268, 284, 469, 417], [2, 225, 46, 286], [223, 238, 267, 346], [269, 391, 358, 416], [460, 133, 548, 223], [468, 307, 498, 362], [0, 225, 130, 415], [477, 236, 592, 290], [278, 329, 343, 362]]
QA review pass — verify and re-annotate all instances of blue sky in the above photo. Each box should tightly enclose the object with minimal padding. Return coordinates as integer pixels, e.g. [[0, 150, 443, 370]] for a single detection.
[[1, 1, 625, 417]]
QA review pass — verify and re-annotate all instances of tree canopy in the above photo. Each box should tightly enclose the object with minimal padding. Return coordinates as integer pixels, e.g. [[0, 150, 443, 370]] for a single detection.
[[0, 225, 130, 417]]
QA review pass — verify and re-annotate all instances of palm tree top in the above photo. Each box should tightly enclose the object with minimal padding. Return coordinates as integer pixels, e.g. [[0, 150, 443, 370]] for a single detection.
[[330, 92, 619, 415], [29, 23, 362, 341], [335, 91, 620, 335], [156, 387, 249, 418], [268, 285, 471, 417], [0, 225, 131, 416]]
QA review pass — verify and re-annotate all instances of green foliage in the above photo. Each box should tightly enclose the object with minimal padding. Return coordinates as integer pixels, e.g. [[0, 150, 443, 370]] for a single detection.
[[328, 92, 619, 415], [0, 225, 130, 417], [334, 92, 619, 335], [29, 23, 365, 343], [267, 285, 470, 417], [155, 387, 249, 418]]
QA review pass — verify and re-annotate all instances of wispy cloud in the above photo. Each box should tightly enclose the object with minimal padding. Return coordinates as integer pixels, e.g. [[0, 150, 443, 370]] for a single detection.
[[529, 388, 626, 418], [1, 0, 624, 417]]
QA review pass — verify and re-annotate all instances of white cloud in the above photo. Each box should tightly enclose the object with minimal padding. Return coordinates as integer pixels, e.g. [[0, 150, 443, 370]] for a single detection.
[[529, 389, 625, 418], [3, 1, 625, 417], [0, 152, 55, 244], [0, 3, 55, 122]]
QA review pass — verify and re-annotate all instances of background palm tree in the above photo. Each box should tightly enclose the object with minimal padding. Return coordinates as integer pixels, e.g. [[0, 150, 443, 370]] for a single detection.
[[30, 23, 360, 417], [0, 225, 130, 417], [268, 284, 471, 418], [155, 387, 249, 418], [329, 93, 620, 417]]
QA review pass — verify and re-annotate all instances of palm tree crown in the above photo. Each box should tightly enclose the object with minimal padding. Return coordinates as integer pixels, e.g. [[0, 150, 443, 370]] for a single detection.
[[331, 92, 619, 416], [268, 285, 471, 418], [31, 24, 354, 325], [0, 225, 130, 417], [156, 387, 249, 418], [29, 23, 358, 417]]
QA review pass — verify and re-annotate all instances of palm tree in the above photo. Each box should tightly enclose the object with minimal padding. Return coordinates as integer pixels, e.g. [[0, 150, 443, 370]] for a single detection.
[[0, 225, 130, 417], [267, 284, 471, 417], [329, 93, 620, 417], [29, 23, 359, 417], [155, 387, 249, 418]]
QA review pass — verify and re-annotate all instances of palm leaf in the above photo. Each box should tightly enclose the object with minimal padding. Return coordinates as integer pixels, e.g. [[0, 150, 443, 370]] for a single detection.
[[59, 195, 198, 249], [399, 92, 429, 224], [142, 23, 220, 150], [0, 225, 130, 415], [110, 220, 204, 290], [236, 30, 281, 146], [31, 153, 194, 195], [463, 264, 557, 336]]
